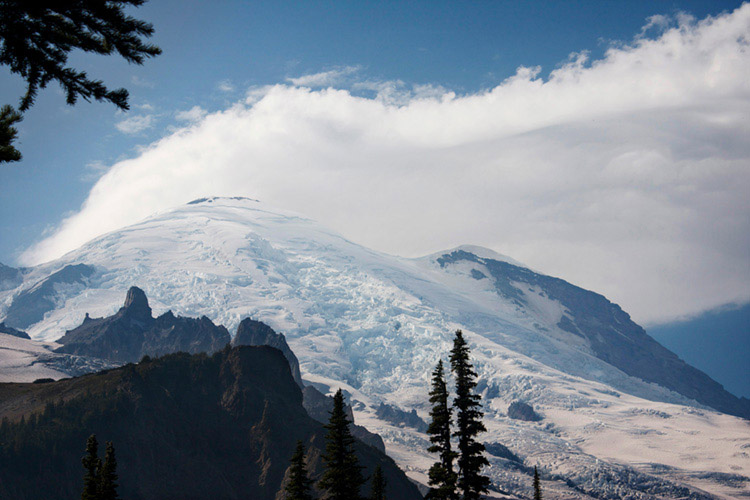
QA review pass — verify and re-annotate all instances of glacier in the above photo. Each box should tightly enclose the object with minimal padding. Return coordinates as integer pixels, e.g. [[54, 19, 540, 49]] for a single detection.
[[1, 196, 748, 499]]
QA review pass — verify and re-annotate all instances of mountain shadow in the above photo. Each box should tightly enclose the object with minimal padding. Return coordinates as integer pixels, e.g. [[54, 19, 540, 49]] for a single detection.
[[0, 345, 422, 500]]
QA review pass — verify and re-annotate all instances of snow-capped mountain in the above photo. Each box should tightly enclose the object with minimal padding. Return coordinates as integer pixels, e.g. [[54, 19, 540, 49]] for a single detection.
[[1, 197, 748, 499]]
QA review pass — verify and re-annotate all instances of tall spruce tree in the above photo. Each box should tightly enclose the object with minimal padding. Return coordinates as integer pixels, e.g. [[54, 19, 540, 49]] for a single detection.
[[369, 465, 386, 500], [81, 434, 101, 500], [285, 440, 314, 500], [533, 466, 542, 500], [99, 441, 120, 500], [425, 360, 457, 500], [319, 389, 365, 500], [449, 330, 490, 500]]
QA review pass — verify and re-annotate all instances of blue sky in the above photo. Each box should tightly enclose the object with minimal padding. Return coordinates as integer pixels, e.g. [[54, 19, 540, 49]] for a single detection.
[[1, 0, 748, 327]]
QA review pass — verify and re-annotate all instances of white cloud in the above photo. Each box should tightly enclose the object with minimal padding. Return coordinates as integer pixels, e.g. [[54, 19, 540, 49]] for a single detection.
[[114, 114, 155, 134], [175, 106, 207, 122], [217, 80, 235, 93], [21, 6, 750, 325], [287, 65, 361, 87]]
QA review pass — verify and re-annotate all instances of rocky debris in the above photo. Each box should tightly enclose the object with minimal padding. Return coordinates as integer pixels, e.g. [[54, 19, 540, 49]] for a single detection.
[[507, 401, 542, 422], [485, 442, 523, 463], [375, 403, 428, 432]]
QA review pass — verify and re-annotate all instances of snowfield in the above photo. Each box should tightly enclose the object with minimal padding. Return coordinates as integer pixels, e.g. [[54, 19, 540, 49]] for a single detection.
[[1, 197, 748, 499]]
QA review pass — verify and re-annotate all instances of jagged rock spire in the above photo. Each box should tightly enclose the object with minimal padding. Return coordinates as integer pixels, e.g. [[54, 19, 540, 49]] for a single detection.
[[122, 286, 152, 318]]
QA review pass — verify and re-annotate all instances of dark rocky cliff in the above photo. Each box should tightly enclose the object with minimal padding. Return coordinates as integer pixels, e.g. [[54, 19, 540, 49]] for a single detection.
[[55, 286, 230, 363], [232, 318, 303, 387], [0, 322, 30, 339]]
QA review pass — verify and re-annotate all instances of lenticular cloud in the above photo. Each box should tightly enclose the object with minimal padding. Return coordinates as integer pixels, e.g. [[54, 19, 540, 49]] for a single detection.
[[21, 5, 750, 325]]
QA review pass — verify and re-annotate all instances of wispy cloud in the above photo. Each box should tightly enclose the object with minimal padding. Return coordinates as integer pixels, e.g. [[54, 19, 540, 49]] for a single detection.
[[217, 80, 235, 93], [287, 65, 361, 87], [115, 114, 155, 134], [79, 161, 109, 182], [22, 6, 750, 325], [175, 106, 207, 122]]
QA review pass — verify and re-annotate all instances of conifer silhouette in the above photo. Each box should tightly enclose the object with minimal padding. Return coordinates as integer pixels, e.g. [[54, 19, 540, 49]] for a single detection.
[[425, 359, 457, 500], [319, 389, 364, 500], [369, 465, 387, 500], [450, 330, 490, 500], [99, 441, 119, 500], [80, 434, 101, 500], [285, 440, 314, 500]]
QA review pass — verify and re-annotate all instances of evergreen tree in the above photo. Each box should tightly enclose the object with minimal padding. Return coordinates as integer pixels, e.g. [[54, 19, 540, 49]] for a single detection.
[[369, 465, 386, 500], [425, 360, 457, 500], [81, 434, 101, 500], [285, 440, 314, 500], [0, 0, 161, 162], [319, 389, 365, 500], [533, 466, 542, 500], [99, 441, 120, 500], [449, 330, 490, 500], [0, 105, 22, 162]]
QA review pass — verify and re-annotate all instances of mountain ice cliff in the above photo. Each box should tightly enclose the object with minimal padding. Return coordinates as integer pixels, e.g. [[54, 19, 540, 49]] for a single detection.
[[1, 197, 748, 499]]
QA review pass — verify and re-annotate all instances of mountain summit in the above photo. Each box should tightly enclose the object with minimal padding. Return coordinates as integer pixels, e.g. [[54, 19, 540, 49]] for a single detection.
[[0, 197, 748, 499]]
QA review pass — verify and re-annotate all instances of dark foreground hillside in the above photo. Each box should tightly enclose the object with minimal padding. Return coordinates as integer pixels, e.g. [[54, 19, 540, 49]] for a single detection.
[[0, 346, 422, 500]]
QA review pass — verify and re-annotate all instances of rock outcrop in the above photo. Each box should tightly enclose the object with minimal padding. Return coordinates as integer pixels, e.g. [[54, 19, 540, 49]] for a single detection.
[[232, 318, 302, 386], [55, 286, 230, 363], [0, 322, 30, 339]]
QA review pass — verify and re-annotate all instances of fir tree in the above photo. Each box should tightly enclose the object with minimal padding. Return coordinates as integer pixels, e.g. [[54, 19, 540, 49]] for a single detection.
[[285, 440, 314, 500], [369, 465, 386, 500], [81, 434, 101, 500], [425, 360, 457, 500], [449, 330, 490, 500], [0, 0, 161, 162], [0, 0, 161, 112], [99, 441, 120, 500], [533, 466, 542, 500], [319, 389, 365, 500], [0, 105, 22, 162]]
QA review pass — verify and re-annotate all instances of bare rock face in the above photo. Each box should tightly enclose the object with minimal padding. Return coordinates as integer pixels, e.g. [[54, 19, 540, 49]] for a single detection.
[[0, 322, 30, 340], [375, 403, 428, 432], [55, 286, 230, 363], [232, 318, 302, 387], [507, 400, 542, 422]]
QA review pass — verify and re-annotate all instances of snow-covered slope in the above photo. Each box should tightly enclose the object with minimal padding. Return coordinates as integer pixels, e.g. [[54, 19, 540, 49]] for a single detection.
[[1, 197, 748, 499], [0, 333, 113, 382]]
